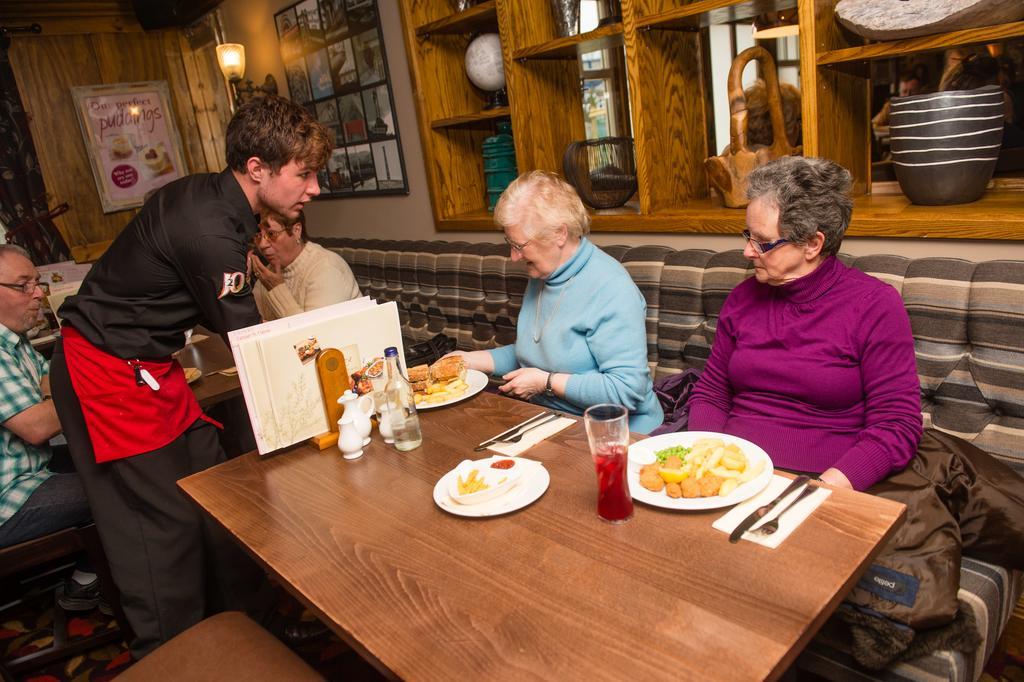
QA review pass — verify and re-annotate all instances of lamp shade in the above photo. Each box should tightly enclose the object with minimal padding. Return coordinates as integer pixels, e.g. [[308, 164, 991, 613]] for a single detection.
[[216, 43, 245, 81]]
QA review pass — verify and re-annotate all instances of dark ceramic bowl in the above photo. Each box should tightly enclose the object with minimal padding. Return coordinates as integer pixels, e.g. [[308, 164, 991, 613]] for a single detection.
[[889, 85, 1004, 205]]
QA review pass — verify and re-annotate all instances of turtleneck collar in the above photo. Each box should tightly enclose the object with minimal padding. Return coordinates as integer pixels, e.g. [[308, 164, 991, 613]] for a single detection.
[[773, 254, 843, 303], [545, 238, 593, 286]]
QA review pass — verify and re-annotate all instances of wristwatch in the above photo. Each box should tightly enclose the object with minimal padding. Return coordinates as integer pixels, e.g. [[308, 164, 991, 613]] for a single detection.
[[544, 372, 555, 397]]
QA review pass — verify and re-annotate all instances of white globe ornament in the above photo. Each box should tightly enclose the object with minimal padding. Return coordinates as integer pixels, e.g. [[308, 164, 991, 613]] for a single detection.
[[464, 33, 508, 109]]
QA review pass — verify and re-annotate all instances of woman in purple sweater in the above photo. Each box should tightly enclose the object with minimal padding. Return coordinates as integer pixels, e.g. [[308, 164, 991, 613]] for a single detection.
[[688, 157, 923, 490]]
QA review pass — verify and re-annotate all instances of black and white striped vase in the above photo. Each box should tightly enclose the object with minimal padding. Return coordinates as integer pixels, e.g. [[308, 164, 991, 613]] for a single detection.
[[889, 85, 1004, 205]]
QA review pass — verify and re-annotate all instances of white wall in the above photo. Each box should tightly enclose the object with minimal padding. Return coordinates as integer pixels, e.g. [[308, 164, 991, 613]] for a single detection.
[[219, 0, 1024, 261]]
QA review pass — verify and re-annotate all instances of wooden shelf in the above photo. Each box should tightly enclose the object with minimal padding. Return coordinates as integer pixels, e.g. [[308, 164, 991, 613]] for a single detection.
[[440, 192, 1024, 239], [818, 20, 1024, 65], [403, 0, 1023, 242], [415, 1, 497, 37], [431, 107, 511, 129], [440, 201, 643, 230], [637, 0, 796, 31], [845, 190, 1024, 239], [512, 24, 623, 61]]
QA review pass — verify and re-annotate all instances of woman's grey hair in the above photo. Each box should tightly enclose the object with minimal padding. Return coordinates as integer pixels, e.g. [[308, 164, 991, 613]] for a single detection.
[[746, 157, 853, 258], [493, 170, 591, 241]]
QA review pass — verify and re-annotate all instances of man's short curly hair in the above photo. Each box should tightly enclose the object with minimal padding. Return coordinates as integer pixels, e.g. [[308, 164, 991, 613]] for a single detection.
[[226, 96, 331, 173]]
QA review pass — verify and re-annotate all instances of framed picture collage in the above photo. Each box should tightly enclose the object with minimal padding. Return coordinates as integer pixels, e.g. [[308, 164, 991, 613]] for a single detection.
[[275, 0, 408, 197]]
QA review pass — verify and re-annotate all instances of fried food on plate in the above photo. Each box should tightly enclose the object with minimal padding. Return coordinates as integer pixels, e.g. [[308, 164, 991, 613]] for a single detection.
[[637, 437, 759, 500], [639, 463, 664, 492]]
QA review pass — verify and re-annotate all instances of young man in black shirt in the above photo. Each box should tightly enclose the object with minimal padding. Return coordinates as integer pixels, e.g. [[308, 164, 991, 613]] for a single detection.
[[50, 96, 331, 658]]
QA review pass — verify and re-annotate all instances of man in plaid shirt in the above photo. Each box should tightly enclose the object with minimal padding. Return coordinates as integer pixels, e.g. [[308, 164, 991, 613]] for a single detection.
[[0, 245, 96, 603]]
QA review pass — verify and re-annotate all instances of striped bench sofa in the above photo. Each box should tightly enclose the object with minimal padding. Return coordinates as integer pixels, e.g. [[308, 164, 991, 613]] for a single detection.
[[318, 237, 1023, 681]]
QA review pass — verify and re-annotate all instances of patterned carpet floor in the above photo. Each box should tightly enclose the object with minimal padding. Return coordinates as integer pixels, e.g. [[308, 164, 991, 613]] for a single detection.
[[2, 587, 383, 681]]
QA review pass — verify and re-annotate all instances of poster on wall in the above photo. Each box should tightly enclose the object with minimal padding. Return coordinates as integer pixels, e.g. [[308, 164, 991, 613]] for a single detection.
[[274, 0, 408, 198], [70, 81, 187, 214]]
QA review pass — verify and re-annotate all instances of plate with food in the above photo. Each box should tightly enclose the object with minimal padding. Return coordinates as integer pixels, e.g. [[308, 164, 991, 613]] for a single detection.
[[433, 456, 549, 518], [627, 432, 773, 511], [409, 356, 488, 409]]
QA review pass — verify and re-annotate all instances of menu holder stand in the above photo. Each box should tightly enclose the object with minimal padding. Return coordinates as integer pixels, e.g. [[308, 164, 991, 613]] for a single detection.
[[310, 348, 350, 450]]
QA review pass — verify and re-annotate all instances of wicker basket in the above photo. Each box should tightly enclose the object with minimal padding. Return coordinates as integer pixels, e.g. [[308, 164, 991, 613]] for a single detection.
[[562, 137, 637, 209]]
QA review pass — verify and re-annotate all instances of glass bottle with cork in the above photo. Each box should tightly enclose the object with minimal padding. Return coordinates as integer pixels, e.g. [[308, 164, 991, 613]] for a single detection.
[[383, 346, 422, 451]]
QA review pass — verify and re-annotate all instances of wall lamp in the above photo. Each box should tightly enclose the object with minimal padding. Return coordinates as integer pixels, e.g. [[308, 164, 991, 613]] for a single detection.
[[216, 43, 278, 110]]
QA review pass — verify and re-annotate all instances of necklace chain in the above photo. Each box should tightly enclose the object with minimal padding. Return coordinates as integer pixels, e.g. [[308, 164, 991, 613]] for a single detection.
[[533, 275, 575, 343]]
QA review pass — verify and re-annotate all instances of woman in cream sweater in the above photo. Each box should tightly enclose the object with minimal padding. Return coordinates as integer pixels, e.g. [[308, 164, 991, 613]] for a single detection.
[[249, 211, 361, 321]]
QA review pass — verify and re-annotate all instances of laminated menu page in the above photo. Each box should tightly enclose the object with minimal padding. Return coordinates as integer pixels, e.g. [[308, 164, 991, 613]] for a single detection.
[[228, 297, 405, 454]]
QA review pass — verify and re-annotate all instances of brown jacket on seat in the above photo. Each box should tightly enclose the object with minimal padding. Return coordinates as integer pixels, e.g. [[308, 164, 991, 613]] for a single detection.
[[847, 429, 1024, 629]]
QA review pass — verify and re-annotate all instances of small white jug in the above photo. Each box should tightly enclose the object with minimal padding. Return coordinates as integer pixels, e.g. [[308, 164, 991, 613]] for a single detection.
[[337, 412, 364, 460], [377, 403, 395, 444], [338, 389, 373, 446]]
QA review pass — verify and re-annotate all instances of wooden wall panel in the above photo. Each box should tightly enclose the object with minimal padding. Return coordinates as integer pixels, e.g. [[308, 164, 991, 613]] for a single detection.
[[177, 30, 230, 172], [9, 35, 117, 257], [8, 27, 214, 261], [631, 29, 709, 212]]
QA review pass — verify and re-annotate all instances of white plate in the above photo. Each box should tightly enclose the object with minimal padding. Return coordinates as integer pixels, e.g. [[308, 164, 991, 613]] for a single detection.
[[447, 457, 525, 505], [627, 431, 774, 511], [434, 458, 550, 517], [416, 369, 489, 410]]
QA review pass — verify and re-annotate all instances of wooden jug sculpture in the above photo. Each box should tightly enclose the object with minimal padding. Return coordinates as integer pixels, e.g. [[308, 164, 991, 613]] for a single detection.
[[705, 46, 801, 208]]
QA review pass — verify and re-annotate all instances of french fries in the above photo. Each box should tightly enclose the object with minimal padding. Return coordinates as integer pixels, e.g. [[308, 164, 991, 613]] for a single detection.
[[457, 469, 489, 495], [640, 438, 762, 498], [414, 377, 469, 405]]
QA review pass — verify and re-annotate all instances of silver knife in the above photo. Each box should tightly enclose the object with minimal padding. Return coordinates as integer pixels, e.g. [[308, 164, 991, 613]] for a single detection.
[[728, 475, 810, 543], [474, 411, 554, 451]]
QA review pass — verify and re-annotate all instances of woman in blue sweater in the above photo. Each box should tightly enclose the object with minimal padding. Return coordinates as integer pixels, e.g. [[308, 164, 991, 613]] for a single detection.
[[453, 171, 662, 433]]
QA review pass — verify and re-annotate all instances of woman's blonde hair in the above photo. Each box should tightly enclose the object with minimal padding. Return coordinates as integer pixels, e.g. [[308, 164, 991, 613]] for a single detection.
[[493, 170, 590, 241]]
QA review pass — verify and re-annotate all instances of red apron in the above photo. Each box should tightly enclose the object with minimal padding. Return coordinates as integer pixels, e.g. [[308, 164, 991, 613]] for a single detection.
[[62, 326, 219, 463]]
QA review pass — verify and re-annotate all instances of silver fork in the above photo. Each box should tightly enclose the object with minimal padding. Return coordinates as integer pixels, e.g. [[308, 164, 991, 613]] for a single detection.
[[495, 414, 560, 444], [752, 484, 817, 536]]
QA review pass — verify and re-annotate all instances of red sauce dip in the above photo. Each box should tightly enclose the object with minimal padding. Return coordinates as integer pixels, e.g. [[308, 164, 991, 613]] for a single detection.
[[490, 459, 515, 470]]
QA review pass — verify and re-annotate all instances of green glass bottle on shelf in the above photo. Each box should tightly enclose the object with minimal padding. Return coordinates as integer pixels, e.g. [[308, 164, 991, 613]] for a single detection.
[[482, 120, 517, 212]]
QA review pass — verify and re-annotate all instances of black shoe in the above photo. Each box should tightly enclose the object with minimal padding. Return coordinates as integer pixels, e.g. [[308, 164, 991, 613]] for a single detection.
[[267, 615, 329, 646], [57, 578, 113, 616]]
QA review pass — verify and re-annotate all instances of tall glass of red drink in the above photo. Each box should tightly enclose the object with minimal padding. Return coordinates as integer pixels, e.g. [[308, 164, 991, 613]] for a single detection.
[[583, 403, 633, 523]]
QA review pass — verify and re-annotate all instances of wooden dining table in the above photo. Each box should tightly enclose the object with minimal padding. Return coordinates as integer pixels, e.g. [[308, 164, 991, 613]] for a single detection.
[[176, 330, 241, 408], [179, 391, 905, 681]]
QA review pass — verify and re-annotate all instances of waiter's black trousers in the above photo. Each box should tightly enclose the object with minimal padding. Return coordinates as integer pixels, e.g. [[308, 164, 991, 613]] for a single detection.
[[50, 340, 275, 659]]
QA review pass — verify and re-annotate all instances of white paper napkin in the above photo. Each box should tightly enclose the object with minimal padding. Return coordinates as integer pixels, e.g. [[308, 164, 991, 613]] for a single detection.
[[712, 475, 831, 548], [487, 417, 576, 456]]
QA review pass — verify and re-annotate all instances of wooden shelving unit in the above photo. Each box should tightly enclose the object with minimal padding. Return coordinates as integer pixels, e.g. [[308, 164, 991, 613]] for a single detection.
[[637, 0, 796, 31], [415, 1, 498, 37], [817, 20, 1024, 65], [399, 0, 1024, 239], [512, 23, 623, 60], [431, 107, 511, 129]]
